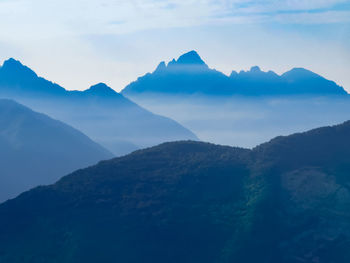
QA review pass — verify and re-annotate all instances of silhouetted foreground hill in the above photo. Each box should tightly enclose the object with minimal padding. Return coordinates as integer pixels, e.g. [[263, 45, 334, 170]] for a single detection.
[[0, 99, 113, 202], [0, 59, 198, 155], [1, 121, 350, 262], [122, 50, 347, 96]]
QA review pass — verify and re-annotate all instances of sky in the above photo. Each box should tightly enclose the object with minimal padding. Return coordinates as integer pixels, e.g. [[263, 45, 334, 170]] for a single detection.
[[0, 0, 349, 92]]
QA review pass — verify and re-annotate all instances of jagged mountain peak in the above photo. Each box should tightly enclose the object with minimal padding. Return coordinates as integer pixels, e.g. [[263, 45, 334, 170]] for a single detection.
[[176, 50, 206, 66], [282, 67, 322, 80], [1, 58, 38, 78], [2, 58, 24, 68], [154, 61, 167, 72], [164, 50, 209, 70], [84, 83, 119, 96], [122, 51, 346, 96], [250, 65, 261, 72]]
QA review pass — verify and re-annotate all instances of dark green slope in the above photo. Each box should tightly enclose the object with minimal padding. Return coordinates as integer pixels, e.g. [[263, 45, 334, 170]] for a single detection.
[[1, 122, 350, 262], [0, 142, 251, 263]]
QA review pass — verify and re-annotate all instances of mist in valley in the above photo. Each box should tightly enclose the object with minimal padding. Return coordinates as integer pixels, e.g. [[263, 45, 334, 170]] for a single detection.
[[129, 94, 350, 148], [2, 94, 198, 156]]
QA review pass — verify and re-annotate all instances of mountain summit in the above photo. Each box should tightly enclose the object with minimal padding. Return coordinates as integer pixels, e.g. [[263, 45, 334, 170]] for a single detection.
[[122, 51, 347, 96], [154, 50, 208, 73], [173, 50, 207, 66], [2, 58, 31, 72], [123, 51, 228, 94], [0, 58, 66, 96], [83, 83, 121, 97]]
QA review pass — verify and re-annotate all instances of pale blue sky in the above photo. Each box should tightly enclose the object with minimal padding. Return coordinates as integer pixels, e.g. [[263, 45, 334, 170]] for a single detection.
[[0, 0, 349, 91]]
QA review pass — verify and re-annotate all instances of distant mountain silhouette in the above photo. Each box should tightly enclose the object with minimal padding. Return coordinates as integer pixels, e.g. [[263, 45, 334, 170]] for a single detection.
[[0, 99, 113, 202], [0, 59, 198, 155], [0, 58, 66, 96], [1, 121, 350, 262], [122, 50, 347, 96], [82, 83, 121, 97]]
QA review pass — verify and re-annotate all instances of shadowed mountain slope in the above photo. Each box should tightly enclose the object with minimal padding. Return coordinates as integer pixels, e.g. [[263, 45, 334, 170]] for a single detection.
[[0, 99, 113, 203], [1, 121, 350, 262], [0, 59, 198, 155], [122, 50, 347, 96]]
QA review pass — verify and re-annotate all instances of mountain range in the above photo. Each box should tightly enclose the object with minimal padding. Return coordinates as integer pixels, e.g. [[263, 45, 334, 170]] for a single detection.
[[1, 120, 350, 262], [122, 50, 347, 96], [0, 58, 198, 155], [0, 99, 113, 202]]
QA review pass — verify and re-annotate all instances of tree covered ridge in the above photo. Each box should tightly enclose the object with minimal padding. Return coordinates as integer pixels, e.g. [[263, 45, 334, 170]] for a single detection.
[[1, 122, 350, 262]]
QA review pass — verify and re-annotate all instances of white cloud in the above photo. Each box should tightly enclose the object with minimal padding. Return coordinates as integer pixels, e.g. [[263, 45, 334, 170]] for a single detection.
[[273, 10, 350, 24], [0, 0, 348, 41], [0, 0, 349, 92]]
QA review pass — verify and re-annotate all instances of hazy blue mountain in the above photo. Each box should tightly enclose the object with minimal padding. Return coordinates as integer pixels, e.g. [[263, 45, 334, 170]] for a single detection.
[[121, 51, 349, 150], [0, 99, 113, 203], [122, 51, 232, 95], [122, 50, 347, 96], [127, 94, 350, 150], [1, 121, 350, 262], [0, 58, 198, 155], [0, 58, 66, 97]]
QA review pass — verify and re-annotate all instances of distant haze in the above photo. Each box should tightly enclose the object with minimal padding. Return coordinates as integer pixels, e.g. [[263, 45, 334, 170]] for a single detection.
[[129, 94, 350, 148], [0, 59, 198, 156], [122, 50, 350, 148], [0, 1, 349, 92]]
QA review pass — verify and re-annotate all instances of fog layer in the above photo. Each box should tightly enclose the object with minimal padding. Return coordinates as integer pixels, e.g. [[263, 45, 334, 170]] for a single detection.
[[129, 94, 350, 148]]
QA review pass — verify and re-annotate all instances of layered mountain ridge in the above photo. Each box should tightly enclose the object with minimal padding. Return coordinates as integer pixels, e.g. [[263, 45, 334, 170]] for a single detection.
[[0, 99, 113, 202], [0, 58, 198, 155], [0, 120, 350, 262], [122, 50, 347, 96]]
